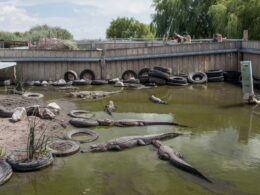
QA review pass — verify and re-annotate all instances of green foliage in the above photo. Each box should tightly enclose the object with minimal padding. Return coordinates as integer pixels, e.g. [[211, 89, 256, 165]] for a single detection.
[[152, 0, 216, 38], [27, 117, 49, 160], [0, 24, 73, 42], [63, 40, 78, 50], [152, 0, 260, 40], [106, 17, 155, 39], [24, 24, 73, 42], [0, 146, 5, 159]]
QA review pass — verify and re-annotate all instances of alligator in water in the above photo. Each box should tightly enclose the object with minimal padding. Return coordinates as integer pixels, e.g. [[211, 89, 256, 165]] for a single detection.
[[104, 100, 116, 115], [152, 140, 212, 183], [149, 95, 167, 104], [81, 132, 183, 153], [68, 90, 122, 99], [69, 118, 188, 128]]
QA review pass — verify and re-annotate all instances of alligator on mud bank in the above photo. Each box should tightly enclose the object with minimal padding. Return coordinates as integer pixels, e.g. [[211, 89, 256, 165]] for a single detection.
[[81, 132, 184, 153], [152, 140, 212, 183]]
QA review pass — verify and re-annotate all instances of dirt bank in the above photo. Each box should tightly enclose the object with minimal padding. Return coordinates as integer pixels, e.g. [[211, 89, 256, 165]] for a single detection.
[[0, 96, 77, 155]]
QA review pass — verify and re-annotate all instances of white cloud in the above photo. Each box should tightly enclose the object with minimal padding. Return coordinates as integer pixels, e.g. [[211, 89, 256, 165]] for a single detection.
[[0, 0, 154, 39]]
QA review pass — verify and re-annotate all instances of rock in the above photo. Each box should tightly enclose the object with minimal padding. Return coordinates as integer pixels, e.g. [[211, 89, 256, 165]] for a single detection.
[[58, 79, 66, 84], [47, 102, 61, 115], [42, 81, 48, 85], [12, 107, 27, 122], [34, 81, 41, 85], [67, 81, 73, 85], [48, 81, 53, 85], [114, 81, 124, 87], [26, 105, 40, 116], [41, 108, 56, 120]]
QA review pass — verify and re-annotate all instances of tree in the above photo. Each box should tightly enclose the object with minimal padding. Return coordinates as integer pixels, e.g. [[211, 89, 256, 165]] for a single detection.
[[152, 0, 216, 38], [24, 24, 74, 41], [106, 17, 155, 39], [208, 0, 260, 39]]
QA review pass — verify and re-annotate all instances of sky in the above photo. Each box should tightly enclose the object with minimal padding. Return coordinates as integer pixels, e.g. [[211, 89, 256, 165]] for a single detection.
[[0, 0, 154, 40]]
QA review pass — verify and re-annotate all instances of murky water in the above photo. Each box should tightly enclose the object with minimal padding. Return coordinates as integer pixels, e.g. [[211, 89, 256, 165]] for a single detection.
[[1, 83, 260, 195]]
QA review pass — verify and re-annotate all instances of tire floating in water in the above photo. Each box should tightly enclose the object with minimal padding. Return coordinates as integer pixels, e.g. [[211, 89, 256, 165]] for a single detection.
[[47, 140, 80, 157], [0, 160, 13, 186], [188, 72, 207, 84], [22, 92, 44, 99], [68, 110, 95, 119], [65, 129, 99, 144], [7, 151, 53, 172]]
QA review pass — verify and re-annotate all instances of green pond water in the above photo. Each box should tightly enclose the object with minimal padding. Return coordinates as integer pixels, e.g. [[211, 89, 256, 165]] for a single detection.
[[1, 83, 260, 195]]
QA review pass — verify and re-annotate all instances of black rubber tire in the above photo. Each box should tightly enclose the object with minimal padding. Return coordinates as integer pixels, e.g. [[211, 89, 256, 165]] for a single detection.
[[52, 83, 67, 87], [47, 140, 80, 157], [108, 78, 120, 84], [0, 160, 13, 186], [65, 129, 99, 143], [149, 77, 166, 86], [22, 92, 44, 99], [138, 68, 150, 77], [91, 80, 108, 85], [167, 82, 188, 86], [7, 151, 53, 172], [188, 72, 208, 84], [69, 118, 99, 128], [223, 71, 241, 82], [122, 70, 137, 80], [34, 81, 43, 87], [80, 69, 95, 80], [68, 110, 95, 119], [123, 79, 140, 84], [168, 76, 188, 84], [64, 70, 78, 82], [139, 76, 150, 84], [206, 69, 223, 78], [0, 107, 13, 118], [154, 66, 172, 75], [148, 70, 170, 80], [72, 80, 92, 86], [208, 76, 224, 82], [173, 74, 188, 79]]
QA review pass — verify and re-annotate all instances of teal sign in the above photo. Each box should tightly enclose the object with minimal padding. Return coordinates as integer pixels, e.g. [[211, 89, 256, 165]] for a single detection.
[[240, 61, 254, 96]]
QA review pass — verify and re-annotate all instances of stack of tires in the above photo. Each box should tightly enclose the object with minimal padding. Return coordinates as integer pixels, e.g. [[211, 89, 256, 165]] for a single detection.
[[206, 69, 224, 82], [167, 76, 188, 86], [148, 66, 172, 86]]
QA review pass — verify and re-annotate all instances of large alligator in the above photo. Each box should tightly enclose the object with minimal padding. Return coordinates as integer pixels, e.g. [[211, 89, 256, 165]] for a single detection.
[[68, 90, 122, 99], [152, 140, 212, 183], [81, 132, 183, 153], [70, 118, 188, 128]]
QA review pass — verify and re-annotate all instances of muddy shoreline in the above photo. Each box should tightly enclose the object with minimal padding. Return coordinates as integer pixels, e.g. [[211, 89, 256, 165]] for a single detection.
[[0, 95, 77, 155]]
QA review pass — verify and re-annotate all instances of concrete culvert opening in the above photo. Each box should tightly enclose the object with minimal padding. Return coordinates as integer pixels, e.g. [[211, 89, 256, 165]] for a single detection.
[[80, 69, 95, 80], [64, 70, 78, 82], [122, 70, 137, 80]]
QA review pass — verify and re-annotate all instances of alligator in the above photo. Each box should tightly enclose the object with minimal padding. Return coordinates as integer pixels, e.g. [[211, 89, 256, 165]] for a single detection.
[[104, 100, 116, 115], [68, 90, 122, 99], [70, 118, 188, 128], [152, 140, 212, 183], [81, 132, 183, 153], [149, 95, 167, 104]]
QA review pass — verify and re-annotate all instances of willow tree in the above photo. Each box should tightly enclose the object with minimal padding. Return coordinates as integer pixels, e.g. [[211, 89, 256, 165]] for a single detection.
[[208, 0, 260, 39], [151, 0, 215, 38]]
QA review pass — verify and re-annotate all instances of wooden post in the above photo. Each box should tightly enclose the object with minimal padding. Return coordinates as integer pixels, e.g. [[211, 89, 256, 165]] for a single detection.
[[243, 30, 248, 41]]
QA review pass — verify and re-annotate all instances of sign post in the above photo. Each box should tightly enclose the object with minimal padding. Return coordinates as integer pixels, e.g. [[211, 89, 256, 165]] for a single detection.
[[240, 61, 254, 103]]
